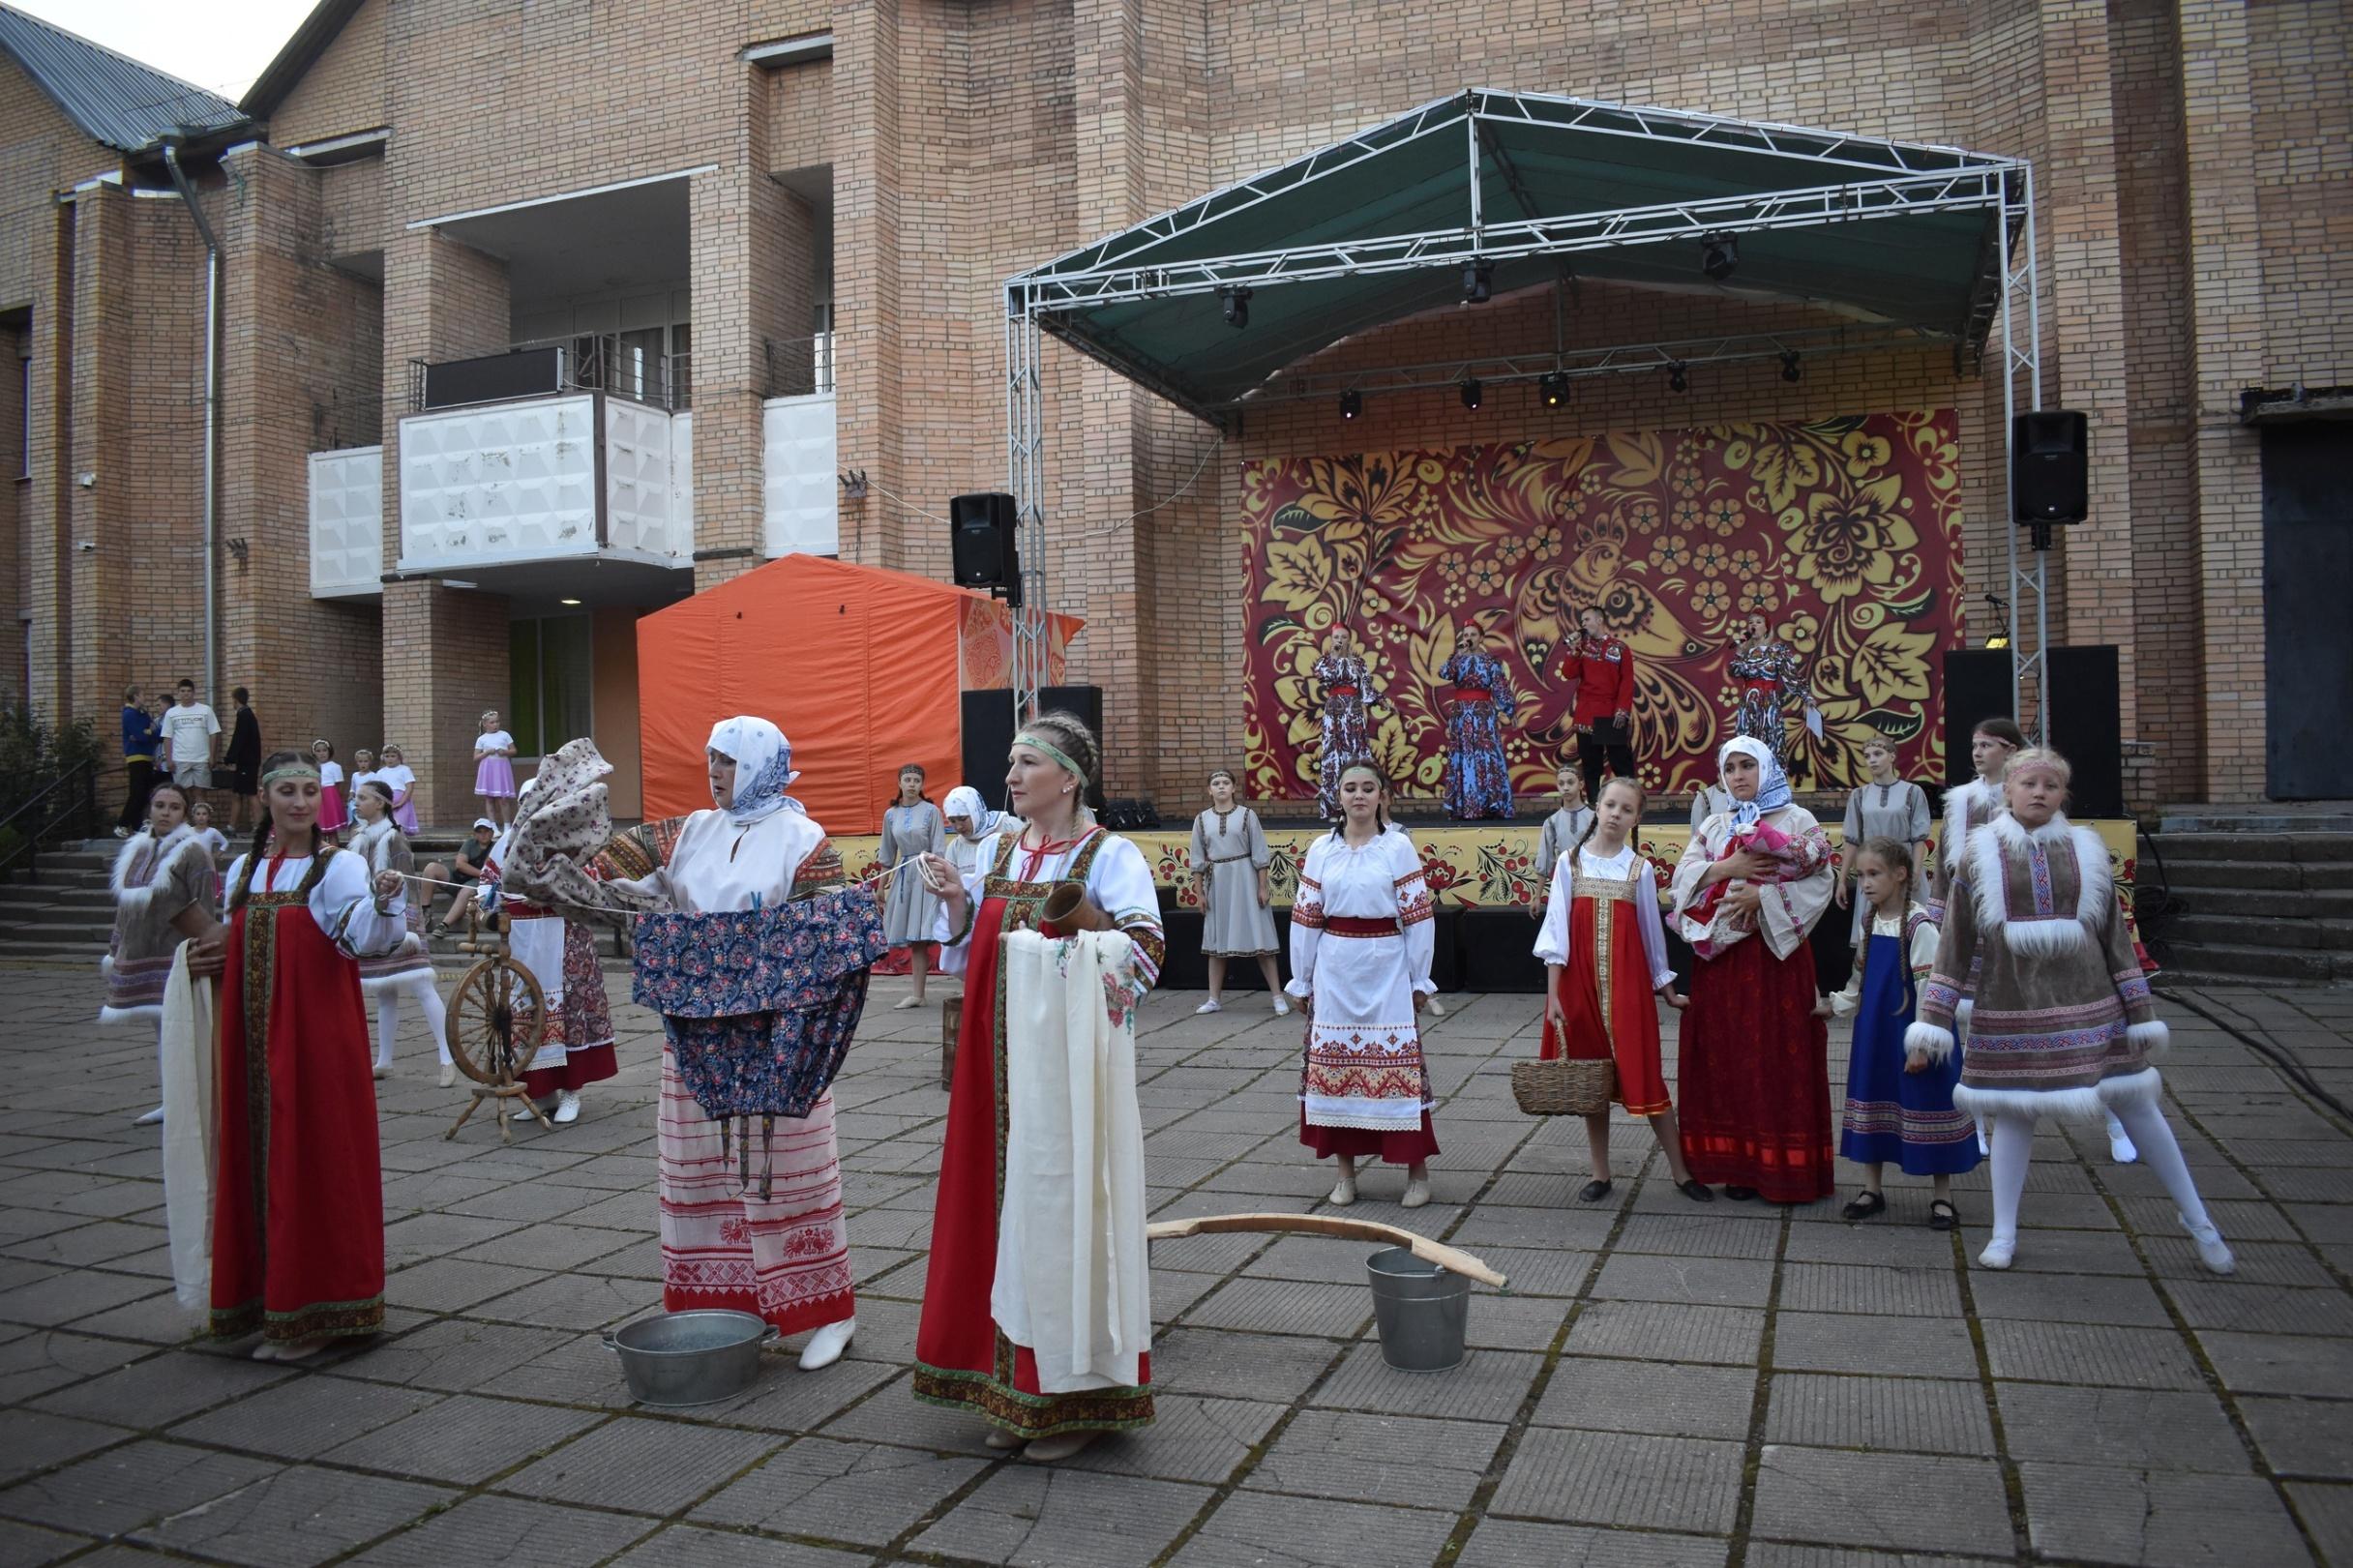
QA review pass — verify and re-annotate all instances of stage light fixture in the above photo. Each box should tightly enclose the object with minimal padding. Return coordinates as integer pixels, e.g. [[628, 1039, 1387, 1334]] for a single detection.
[[1538, 371, 1570, 408], [1460, 378, 1483, 410], [1667, 363, 1689, 394], [1780, 351, 1802, 383], [1463, 258, 1493, 304], [1700, 233, 1740, 281], [1340, 389, 1362, 420], [1219, 285, 1252, 329]]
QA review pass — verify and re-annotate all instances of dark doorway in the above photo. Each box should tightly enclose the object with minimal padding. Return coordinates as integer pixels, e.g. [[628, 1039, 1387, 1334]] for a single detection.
[[2262, 423, 2353, 799]]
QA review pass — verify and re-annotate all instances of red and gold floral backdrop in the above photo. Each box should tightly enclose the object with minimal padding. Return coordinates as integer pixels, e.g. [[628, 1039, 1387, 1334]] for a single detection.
[[1242, 410, 1966, 802]]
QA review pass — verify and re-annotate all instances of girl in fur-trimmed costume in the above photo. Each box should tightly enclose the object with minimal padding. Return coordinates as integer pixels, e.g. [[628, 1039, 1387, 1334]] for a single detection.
[[104, 781, 216, 1125], [1909, 749, 2233, 1275]]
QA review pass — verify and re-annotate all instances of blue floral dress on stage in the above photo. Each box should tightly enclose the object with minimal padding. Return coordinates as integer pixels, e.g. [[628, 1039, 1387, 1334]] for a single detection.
[[1438, 649, 1515, 820], [1832, 903, 1980, 1175]]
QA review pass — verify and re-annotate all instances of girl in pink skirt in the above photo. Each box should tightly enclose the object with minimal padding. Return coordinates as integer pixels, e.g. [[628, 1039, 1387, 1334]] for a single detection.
[[312, 739, 347, 839], [474, 710, 519, 825]]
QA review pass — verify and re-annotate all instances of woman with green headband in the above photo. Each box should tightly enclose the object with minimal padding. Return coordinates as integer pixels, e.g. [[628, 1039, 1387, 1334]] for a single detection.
[[910, 709, 1165, 1463]]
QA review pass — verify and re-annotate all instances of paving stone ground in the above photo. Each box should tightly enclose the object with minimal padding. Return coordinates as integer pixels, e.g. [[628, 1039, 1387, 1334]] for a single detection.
[[1, 962, 2349, 1566]]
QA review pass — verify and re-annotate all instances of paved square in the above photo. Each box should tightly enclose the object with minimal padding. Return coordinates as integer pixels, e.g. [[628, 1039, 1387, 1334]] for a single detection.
[[1, 966, 2350, 1565]]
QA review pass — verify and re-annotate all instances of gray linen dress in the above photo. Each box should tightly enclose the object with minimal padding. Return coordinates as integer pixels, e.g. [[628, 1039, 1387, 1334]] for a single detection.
[[881, 801, 946, 945], [1192, 806, 1279, 957], [1840, 778, 1933, 942]]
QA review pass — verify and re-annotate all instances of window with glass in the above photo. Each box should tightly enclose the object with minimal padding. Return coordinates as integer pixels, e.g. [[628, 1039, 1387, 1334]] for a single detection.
[[509, 613, 594, 758]]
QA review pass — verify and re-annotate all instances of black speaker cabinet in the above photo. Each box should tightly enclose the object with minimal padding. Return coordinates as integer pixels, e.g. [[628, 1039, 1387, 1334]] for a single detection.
[[950, 491, 1019, 595], [2012, 410, 2089, 524], [1038, 685, 1108, 813], [959, 690, 1016, 814], [1942, 649, 2014, 788], [2046, 645, 2124, 817]]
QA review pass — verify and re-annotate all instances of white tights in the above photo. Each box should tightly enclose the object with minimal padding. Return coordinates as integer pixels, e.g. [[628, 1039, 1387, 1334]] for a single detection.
[[374, 981, 451, 1069], [1985, 1099, 2213, 1245]]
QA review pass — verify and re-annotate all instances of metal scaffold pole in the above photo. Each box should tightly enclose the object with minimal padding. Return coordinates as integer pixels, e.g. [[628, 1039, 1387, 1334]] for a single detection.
[[2000, 163, 2048, 740], [1004, 298, 1050, 723]]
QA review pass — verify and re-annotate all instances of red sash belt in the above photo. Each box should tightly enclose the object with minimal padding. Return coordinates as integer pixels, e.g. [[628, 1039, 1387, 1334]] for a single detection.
[[1325, 916, 1402, 937], [1443, 686, 1493, 705], [1325, 684, 1359, 698]]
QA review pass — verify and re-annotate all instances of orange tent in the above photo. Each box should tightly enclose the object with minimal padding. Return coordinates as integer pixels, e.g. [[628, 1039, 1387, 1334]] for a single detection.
[[636, 555, 1079, 835]]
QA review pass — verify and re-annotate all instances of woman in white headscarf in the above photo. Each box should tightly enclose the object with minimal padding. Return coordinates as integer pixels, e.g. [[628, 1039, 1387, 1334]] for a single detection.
[[606, 717, 862, 1372], [940, 784, 1014, 882], [1669, 736, 1836, 1203]]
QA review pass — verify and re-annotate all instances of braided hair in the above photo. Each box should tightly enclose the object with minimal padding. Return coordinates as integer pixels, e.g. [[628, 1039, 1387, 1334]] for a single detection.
[[231, 750, 314, 909], [1851, 836, 1920, 1020], [1569, 776, 1646, 868]]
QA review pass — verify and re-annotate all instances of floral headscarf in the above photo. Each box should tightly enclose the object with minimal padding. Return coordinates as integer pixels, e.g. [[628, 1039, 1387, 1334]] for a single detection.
[[1716, 735, 1791, 828], [942, 784, 1011, 843], [707, 717, 803, 825]]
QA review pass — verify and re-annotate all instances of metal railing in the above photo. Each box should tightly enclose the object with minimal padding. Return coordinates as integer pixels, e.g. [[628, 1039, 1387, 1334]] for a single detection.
[[408, 334, 691, 414], [0, 758, 98, 883], [764, 331, 836, 399]]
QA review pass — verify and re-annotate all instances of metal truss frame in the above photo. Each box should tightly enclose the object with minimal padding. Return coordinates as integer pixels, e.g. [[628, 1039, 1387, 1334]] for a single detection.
[[1000, 89, 2039, 725], [1995, 164, 2047, 737]]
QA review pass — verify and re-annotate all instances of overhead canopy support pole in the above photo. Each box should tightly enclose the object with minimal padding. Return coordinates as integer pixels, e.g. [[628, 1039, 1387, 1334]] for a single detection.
[[1005, 298, 1048, 723], [1999, 164, 2046, 736]]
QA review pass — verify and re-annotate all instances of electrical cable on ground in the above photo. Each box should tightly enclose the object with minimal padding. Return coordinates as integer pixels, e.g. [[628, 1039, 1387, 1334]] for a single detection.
[[2155, 985, 2352, 1126]]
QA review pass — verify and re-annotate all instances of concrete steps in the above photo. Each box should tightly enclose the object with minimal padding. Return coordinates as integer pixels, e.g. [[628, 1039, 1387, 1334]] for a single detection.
[[2138, 827, 2353, 987]]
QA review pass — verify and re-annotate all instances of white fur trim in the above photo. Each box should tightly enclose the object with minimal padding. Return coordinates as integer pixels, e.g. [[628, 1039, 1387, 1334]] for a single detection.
[[1905, 1021, 1956, 1064], [97, 1002, 163, 1026], [1955, 997, 1974, 1031], [111, 826, 197, 906], [1953, 1065, 2163, 1123], [1972, 814, 2106, 952], [2126, 1019, 2169, 1054]]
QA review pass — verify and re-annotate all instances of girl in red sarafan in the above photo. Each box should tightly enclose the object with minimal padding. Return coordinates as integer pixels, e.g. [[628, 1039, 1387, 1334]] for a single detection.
[[206, 750, 412, 1359], [1533, 777, 1713, 1204], [1670, 736, 1838, 1203]]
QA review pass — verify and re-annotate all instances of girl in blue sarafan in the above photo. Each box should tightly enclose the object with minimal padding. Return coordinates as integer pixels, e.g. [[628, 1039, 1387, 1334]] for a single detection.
[[1830, 837, 1980, 1230], [1437, 625, 1516, 820]]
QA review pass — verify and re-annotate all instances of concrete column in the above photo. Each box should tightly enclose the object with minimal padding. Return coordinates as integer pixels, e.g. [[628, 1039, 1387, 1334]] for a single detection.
[[378, 227, 513, 827], [690, 60, 817, 591], [832, 0, 905, 568], [2176, 0, 2268, 801]]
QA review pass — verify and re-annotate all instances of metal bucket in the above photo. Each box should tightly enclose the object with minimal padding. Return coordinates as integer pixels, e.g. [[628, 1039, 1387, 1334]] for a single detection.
[[604, 1310, 778, 1406], [1366, 1246, 1470, 1372]]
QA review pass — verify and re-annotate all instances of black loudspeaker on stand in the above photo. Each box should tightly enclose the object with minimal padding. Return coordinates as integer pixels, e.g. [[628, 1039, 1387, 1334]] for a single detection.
[[950, 492, 1021, 604], [2011, 411, 2088, 525]]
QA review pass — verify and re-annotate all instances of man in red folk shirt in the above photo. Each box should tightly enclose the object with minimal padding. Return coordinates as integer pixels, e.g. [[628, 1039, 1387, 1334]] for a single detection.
[[1559, 604, 1637, 801]]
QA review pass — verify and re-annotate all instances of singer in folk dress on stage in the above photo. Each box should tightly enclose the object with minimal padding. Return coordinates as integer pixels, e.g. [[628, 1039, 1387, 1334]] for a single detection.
[[913, 710, 1165, 1462], [1437, 626, 1516, 820], [1310, 627, 1379, 821]]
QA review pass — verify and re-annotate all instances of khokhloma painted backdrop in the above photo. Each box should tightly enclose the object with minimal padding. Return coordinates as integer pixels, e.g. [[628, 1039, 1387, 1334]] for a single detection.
[[1242, 410, 1966, 803]]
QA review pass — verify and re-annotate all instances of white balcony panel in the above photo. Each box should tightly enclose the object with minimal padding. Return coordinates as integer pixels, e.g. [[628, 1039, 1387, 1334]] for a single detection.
[[603, 396, 689, 560], [670, 411, 694, 541], [398, 395, 600, 571], [762, 392, 837, 557], [309, 445, 384, 599]]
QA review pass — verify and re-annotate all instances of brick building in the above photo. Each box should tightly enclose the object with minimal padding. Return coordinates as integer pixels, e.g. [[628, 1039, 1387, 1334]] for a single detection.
[[2, 0, 2345, 824]]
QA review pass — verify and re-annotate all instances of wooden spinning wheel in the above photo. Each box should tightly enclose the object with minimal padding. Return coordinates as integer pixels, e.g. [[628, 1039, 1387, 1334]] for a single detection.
[[442, 903, 554, 1142]]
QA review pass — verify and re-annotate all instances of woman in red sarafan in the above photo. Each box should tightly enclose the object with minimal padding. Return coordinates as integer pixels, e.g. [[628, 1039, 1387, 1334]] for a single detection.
[[205, 750, 412, 1360], [1669, 735, 1838, 1203], [913, 710, 1165, 1464], [1533, 777, 1713, 1205]]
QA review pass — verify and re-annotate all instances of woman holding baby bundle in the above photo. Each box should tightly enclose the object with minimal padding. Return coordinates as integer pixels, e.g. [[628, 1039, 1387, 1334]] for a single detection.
[[1669, 736, 1837, 1203]]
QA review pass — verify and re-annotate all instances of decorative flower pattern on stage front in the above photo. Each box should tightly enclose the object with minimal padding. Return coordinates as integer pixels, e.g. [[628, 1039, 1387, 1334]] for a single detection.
[[1240, 411, 1965, 800]]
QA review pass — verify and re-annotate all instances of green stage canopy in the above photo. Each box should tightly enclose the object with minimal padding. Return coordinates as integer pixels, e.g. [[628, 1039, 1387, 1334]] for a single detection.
[[1006, 90, 2025, 421]]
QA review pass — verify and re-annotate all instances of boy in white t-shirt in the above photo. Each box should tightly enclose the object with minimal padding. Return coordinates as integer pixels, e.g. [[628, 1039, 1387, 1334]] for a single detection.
[[158, 680, 221, 797]]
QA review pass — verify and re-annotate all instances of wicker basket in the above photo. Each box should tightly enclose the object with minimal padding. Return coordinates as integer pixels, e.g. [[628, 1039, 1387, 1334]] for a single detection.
[[1510, 1058, 1616, 1117]]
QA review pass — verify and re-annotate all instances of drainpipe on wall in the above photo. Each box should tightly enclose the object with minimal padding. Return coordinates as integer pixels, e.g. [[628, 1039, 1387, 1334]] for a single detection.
[[162, 142, 220, 710]]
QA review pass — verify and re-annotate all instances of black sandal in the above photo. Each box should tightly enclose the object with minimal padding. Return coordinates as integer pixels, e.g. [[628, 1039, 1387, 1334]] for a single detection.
[[1841, 1191, 1887, 1221], [1577, 1179, 1615, 1203], [1677, 1179, 1716, 1203], [1928, 1198, 1958, 1231]]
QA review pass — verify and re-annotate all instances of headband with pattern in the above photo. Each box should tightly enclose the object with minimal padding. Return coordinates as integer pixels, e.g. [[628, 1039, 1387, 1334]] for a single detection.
[[1015, 729, 1089, 785], [262, 760, 321, 788]]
